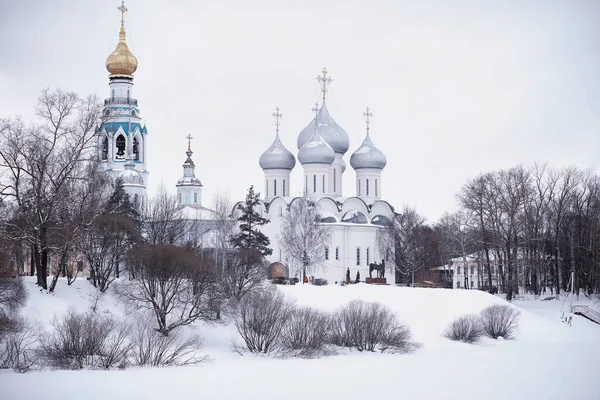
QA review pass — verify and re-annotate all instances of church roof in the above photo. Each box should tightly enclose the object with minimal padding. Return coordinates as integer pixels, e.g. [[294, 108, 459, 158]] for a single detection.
[[117, 160, 144, 186], [259, 133, 296, 170], [349, 131, 387, 170], [298, 123, 336, 165], [297, 103, 349, 154]]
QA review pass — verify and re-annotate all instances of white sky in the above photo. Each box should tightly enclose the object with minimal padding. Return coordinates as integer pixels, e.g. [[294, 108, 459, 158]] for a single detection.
[[1, 0, 599, 222]]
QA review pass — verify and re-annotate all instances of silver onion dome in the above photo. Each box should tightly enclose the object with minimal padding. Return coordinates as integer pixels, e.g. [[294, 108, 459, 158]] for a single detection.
[[117, 160, 144, 186], [259, 134, 296, 170], [298, 123, 335, 165], [350, 132, 387, 170], [297, 103, 349, 154]]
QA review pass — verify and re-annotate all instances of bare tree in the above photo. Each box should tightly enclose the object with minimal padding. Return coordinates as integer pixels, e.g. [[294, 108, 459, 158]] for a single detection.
[[116, 244, 222, 336], [278, 191, 332, 281], [380, 206, 436, 286], [80, 213, 139, 292], [209, 191, 237, 273], [142, 185, 188, 246], [221, 248, 267, 301], [0, 89, 102, 290], [438, 210, 477, 287]]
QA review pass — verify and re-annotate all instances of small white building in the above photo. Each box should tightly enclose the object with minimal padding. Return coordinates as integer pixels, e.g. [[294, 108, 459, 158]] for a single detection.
[[435, 253, 503, 290]]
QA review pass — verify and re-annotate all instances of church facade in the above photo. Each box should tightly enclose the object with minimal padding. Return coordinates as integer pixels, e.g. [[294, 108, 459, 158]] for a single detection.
[[248, 70, 397, 284]]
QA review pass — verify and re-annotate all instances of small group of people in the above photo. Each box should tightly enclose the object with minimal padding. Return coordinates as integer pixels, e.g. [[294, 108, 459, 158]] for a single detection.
[[562, 314, 573, 327]]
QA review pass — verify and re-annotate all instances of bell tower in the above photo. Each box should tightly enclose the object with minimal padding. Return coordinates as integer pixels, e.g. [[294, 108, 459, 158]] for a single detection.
[[97, 1, 148, 202]]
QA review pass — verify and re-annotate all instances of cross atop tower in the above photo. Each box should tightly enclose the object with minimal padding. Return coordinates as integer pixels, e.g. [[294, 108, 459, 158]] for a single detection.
[[363, 107, 373, 134], [316, 68, 333, 103], [272, 107, 282, 137], [186, 134, 193, 151], [118, 1, 128, 26]]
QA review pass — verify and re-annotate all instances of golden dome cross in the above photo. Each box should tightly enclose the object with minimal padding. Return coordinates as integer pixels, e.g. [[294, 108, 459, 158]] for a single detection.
[[118, 1, 128, 26], [186, 134, 193, 151], [317, 68, 333, 103]]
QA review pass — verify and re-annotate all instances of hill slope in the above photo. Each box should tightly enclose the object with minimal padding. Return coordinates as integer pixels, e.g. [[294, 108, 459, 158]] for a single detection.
[[1, 278, 599, 400]]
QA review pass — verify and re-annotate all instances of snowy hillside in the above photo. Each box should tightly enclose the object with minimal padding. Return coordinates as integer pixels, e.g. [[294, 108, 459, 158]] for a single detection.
[[1, 277, 600, 400]]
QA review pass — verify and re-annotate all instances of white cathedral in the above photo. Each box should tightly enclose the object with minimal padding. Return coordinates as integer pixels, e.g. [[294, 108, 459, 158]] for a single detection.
[[250, 70, 396, 284], [97, 3, 396, 284]]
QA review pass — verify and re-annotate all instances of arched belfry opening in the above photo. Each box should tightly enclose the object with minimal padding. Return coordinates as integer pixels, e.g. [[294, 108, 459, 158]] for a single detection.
[[116, 134, 126, 159], [133, 136, 140, 161], [101, 136, 108, 160]]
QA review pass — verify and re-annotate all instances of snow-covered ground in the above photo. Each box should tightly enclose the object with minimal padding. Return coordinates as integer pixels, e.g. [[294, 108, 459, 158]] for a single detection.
[[1, 278, 599, 400]]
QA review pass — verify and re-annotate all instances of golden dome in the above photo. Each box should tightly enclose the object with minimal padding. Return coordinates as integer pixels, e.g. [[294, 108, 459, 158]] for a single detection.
[[106, 24, 138, 77]]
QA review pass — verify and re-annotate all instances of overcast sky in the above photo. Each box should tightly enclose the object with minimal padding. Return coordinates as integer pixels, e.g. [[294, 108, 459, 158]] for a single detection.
[[1, 0, 599, 221]]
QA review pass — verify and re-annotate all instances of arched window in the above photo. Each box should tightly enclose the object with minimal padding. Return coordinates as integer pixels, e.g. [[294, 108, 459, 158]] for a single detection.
[[305, 175, 308, 192], [366, 179, 369, 196], [133, 194, 139, 208], [178, 192, 182, 204], [356, 247, 361, 265], [325, 247, 329, 260], [375, 179, 378, 197], [101, 137, 108, 160], [194, 192, 198, 204], [358, 179, 361, 196], [115, 134, 126, 159], [274, 179, 277, 196], [279, 206, 283, 217], [283, 179, 286, 197], [111, 89, 115, 99], [322, 175, 325, 193], [366, 247, 370, 265], [335, 247, 339, 260], [313, 175, 317, 193], [266, 180, 269, 197], [133, 137, 139, 160]]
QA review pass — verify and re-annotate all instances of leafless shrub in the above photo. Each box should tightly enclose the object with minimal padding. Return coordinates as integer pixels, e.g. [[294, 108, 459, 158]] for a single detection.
[[0, 263, 27, 317], [100, 320, 133, 369], [117, 244, 223, 336], [130, 317, 205, 367], [280, 307, 332, 358], [330, 300, 413, 353], [0, 319, 39, 373], [444, 314, 483, 343], [39, 308, 129, 369], [235, 287, 294, 354], [480, 304, 520, 339]]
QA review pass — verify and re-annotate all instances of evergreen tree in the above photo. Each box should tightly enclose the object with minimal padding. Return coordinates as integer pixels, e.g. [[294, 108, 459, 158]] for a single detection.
[[104, 178, 140, 221], [230, 185, 272, 256]]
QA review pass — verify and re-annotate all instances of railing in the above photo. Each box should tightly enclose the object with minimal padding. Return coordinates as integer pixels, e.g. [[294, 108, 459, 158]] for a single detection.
[[104, 97, 138, 106], [571, 305, 600, 325]]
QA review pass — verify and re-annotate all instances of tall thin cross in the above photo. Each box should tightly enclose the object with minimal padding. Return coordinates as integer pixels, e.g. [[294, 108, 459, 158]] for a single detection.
[[118, 1, 128, 25], [273, 107, 282, 136], [316, 68, 333, 103], [186, 134, 193, 151], [311, 102, 320, 117], [363, 107, 373, 134]]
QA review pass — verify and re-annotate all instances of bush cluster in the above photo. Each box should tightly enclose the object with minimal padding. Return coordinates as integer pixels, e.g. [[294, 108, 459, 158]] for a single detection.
[[444, 304, 521, 343], [234, 288, 415, 357], [1, 308, 205, 372]]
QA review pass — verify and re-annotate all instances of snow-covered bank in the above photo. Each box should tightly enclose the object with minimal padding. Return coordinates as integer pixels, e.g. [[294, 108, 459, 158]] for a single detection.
[[1, 278, 599, 400]]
